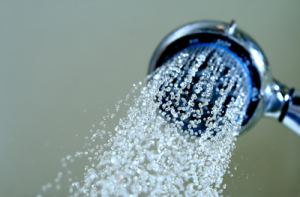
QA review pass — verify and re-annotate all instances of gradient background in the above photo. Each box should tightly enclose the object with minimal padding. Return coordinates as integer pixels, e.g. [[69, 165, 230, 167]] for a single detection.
[[0, 1, 300, 197]]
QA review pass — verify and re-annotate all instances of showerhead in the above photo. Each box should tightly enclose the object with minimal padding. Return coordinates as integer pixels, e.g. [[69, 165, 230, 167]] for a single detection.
[[148, 20, 300, 136]]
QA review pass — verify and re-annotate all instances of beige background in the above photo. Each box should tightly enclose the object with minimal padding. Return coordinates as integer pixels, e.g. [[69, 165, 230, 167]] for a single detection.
[[0, 1, 300, 197]]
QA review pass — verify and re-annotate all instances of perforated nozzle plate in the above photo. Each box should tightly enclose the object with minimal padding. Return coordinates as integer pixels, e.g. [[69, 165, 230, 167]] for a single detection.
[[155, 43, 251, 135]]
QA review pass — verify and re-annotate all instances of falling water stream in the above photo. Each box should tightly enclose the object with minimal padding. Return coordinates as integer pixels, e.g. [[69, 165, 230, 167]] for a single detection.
[[39, 44, 250, 197]]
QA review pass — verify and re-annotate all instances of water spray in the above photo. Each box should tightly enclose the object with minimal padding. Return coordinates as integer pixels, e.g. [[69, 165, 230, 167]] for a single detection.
[[148, 20, 300, 136], [40, 20, 300, 197]]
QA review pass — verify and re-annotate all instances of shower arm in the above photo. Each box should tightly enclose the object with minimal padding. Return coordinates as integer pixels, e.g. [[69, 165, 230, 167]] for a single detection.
[[264, 80, 300, 136]]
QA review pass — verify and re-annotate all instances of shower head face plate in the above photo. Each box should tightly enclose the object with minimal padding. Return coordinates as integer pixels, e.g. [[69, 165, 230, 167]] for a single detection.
[[153, 33, 260, 135], [149, 21, 271, 134]]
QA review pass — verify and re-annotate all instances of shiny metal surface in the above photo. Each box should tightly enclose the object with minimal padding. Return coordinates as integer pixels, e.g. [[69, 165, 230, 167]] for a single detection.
[[264, 81, 300, 135], [148, 20, 300, 135], [225, 20, 236, 35], [264, 80, 291, 119], [282, 89, 300, 135]]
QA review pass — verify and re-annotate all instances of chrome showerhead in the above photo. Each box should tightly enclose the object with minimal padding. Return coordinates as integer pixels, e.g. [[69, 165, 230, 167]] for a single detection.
[[148, 20, 300, 136]]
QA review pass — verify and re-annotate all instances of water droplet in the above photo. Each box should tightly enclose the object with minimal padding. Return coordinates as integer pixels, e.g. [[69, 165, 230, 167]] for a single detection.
[[42, 44, 249, 196]]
